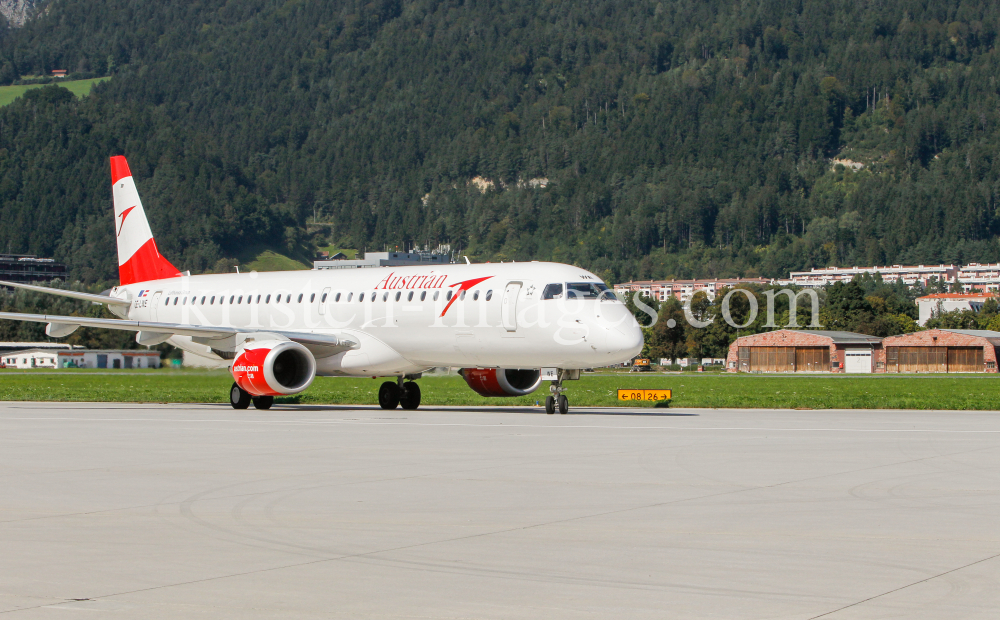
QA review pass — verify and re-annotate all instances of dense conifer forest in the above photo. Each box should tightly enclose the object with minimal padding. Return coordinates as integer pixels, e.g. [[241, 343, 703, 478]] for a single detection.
[[0, 0, 997, 288]]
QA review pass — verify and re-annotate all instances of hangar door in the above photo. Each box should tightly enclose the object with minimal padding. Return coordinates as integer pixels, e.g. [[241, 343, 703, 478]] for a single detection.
[[743, 347, 829, 372], [948, 347, 984, 372], [794, 347, 830, 372], [746, 347, 795, 372], [885, 347, 982, 372], [843, 348, 873, 373]]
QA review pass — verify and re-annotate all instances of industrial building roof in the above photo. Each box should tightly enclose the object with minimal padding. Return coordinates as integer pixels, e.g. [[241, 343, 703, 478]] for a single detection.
[[937, 329, 1000, 338], [796, 330, 883, 344], [916, 293, 996, 300]]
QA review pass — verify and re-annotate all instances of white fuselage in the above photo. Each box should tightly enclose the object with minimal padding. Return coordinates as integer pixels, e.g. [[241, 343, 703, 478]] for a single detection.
[[113, 262, 644, 376]]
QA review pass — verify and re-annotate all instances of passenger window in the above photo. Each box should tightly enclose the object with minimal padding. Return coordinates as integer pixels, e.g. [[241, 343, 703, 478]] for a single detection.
[[542, 283, 564, 300], [395, 291, 401, 301], [359, 293, 365, 302], [298, 294, 303, 303], [486, 290, 493, 301], [210, 296, 216, 304], [237, 296, 243, 304], [433, 291, 439, 301], [265, 294, 271, 303], [335, 293, 341, 302], [446, 291, 453, 301], [347, 292, 353, 302], [310, 293, 315, 302], [459, 290, 466, 300], [275, 295, 280, 303], [321, 293, 327, 302], [407, 291, 413, 301], [473, 290, 479, 300], [255, 295, 260, 303], [201, 296, 206, 304], [371, 292, 376, 302], [383, 292, 388, 301], [228, 296, 233, 304], [420, 291, 426, 301], [286, 294, 291, 303]]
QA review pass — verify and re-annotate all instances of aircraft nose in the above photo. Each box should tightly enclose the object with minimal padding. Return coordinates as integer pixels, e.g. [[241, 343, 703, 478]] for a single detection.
[[615, 318, 645, 358], [592, 303, 645, 361]]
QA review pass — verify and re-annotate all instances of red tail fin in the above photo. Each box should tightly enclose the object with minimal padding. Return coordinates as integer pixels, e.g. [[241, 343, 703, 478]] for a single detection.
[[110, 156, 181, 285]]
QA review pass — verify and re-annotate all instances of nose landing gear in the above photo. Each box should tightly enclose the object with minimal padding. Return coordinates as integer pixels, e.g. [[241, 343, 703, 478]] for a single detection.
[[545, 370, 572, 414]]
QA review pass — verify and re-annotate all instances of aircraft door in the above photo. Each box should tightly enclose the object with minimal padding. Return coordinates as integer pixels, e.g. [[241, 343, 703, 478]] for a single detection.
[[150, 291, 162, 321], [502, 282, 521, 332]]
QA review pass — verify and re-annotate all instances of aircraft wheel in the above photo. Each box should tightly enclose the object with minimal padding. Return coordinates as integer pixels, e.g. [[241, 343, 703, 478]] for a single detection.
[[400, 382, 421, 410], [230, 382, 251, 409], [557, 394, 568, 414], [545, 395, 555, 414], [378, 381, 400, 409], [252, 396, 274, 410]]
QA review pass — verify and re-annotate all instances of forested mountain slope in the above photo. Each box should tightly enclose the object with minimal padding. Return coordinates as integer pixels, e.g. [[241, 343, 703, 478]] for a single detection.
[[0, 0, 997, 285]]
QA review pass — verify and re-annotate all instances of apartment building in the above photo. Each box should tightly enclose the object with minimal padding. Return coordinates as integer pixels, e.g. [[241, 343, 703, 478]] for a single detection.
[[776, 264, 959, 288], [613, 278, 770, 302]]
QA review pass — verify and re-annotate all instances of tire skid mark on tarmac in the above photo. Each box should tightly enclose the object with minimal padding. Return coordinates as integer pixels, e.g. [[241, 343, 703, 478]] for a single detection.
[[157, 444, 650, 559]]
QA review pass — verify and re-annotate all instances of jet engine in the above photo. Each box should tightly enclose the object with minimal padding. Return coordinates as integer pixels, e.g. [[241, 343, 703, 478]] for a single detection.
[[231, 340, 316, 396], [461, 368, 542, 397]]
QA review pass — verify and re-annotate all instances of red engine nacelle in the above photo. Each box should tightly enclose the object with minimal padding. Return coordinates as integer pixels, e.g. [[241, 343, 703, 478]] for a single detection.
[[461, 368, 543, 397], [231, 340, 316, 396]]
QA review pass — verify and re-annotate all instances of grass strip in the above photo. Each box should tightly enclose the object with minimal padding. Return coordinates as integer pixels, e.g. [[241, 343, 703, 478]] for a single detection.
[[1, 371, 999, 410]]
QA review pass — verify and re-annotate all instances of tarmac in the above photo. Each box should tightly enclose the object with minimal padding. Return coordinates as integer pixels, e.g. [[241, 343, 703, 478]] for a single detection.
[[2, 402, 1000, 619]]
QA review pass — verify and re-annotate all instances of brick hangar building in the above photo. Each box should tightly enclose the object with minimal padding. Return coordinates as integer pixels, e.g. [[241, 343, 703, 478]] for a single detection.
[[726, 329, 1000, 373]]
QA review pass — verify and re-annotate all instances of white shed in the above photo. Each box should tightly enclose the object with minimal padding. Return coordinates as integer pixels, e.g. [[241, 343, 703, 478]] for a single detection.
[[2, 349, 161, 369]]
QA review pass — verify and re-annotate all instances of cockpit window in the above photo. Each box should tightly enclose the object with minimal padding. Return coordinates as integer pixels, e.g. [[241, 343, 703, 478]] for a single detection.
[[566, 282, 618, 300], [566, 283, 601, 298], [541, 283, 563, 300]]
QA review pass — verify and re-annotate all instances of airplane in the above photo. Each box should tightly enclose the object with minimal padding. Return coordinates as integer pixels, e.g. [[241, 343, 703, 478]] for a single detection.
[[0, 156, 644, 413]]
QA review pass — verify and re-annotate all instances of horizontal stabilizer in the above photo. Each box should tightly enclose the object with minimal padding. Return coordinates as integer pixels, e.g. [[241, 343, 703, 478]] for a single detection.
[[0, 280, 130, 305]]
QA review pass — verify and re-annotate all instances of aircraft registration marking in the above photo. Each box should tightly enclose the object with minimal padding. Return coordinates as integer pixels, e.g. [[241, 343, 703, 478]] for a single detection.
[[617, 389, 671, 402]]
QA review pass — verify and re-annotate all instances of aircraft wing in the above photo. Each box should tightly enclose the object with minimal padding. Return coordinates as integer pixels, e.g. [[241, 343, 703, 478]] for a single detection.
[[0, 311, 357, 352], [0, 280, 131, 306]]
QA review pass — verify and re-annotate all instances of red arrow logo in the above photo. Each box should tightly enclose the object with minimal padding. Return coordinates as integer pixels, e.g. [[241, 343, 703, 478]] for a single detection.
[[116, 206, 136, 237], [439, 276, 493, 317]]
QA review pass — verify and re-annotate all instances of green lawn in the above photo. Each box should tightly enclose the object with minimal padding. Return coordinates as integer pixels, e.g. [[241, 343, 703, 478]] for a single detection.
[[0, 77, 110, 107], [1, 370, 999, 410], [316, 247, 358, 259], [243, 250, 310, 272]]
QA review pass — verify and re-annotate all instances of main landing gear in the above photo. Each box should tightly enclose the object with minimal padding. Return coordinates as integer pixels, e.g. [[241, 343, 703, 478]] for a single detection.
[[544, 371, 570, 415], [379, 376, 422, 410], [229, 382, 273, 410]]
